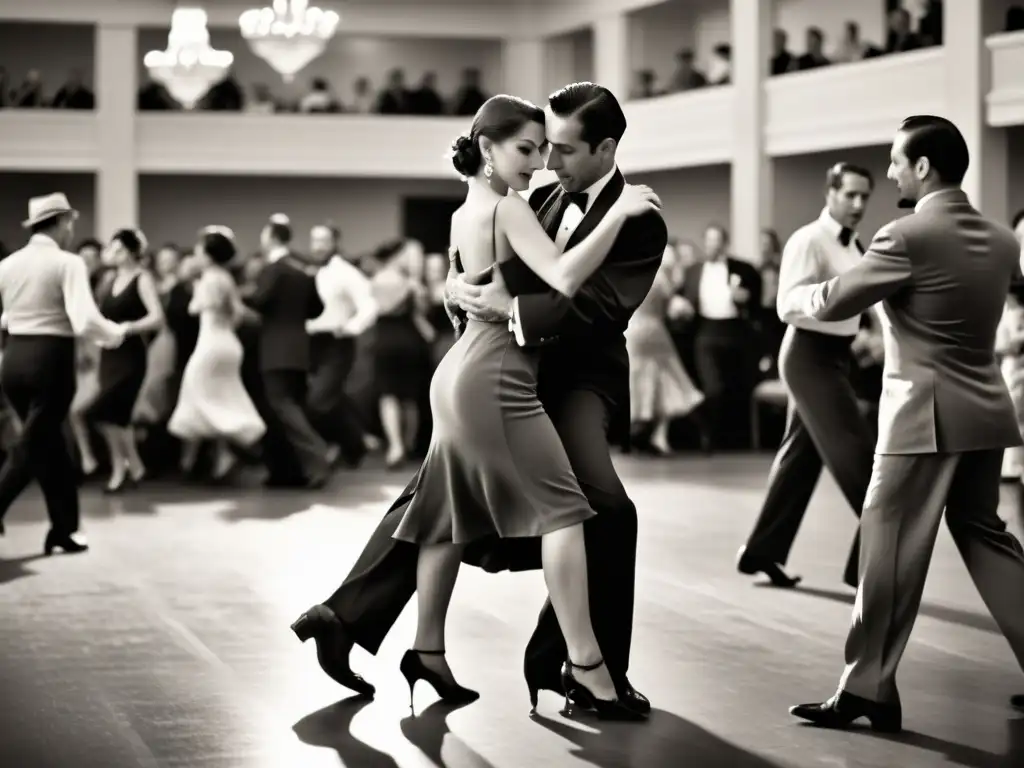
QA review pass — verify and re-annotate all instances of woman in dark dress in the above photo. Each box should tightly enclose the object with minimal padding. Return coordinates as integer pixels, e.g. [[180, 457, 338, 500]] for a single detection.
[[379, 96, 658, 719], [370, 240, 433, 468], [90, 229, 165, 492]]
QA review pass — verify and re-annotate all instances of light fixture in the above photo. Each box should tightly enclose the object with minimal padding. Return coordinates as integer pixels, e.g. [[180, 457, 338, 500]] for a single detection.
[[143, 7, 233, 109], [239, 0, 340, 83]]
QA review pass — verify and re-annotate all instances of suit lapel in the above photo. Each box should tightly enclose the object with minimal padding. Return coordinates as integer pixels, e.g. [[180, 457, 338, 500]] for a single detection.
[[563, 171, 626, 252]]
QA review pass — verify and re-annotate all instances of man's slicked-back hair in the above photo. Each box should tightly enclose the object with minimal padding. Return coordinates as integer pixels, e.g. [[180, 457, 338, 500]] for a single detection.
[[898, 115, 969, 185], [547, 82, 627, 152], [825, 162, 874, 191]]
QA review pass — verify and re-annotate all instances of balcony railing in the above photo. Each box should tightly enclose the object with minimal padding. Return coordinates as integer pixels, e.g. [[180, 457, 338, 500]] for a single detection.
[[765, 48, 946, 156], [987, 31, 1024, 127]]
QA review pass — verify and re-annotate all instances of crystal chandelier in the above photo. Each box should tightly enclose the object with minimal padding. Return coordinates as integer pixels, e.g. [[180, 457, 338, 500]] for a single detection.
[[239, 0, 340, 83], [143, 8, 233, 109]]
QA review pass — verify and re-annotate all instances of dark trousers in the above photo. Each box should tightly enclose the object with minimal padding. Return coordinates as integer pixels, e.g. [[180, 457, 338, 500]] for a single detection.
[[324, 389, 639, 690], [0, 335, 79, 534], [308, 335, 365, 465], [693, 318, 758, 449], [745, 328, 872, 579], [262, 368, 329, 481]]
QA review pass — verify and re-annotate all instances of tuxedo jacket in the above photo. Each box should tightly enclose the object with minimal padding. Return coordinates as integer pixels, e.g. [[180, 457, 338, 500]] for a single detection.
[[246, 253, 323, 373], [520, 172, 668, 442], [680, 256, 763, 326], [795, 189, 1022, 455]]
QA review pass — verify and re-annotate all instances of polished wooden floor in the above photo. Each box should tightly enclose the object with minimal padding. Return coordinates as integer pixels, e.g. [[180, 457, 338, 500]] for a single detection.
[[1, 453, 1022, 768]]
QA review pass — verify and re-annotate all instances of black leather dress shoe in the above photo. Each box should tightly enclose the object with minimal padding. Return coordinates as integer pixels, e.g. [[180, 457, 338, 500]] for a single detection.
[[291, 605, 375, 697], [1011, 693, 1024, 711], [620, 680, 651, 716], [736, 547, 802, 588], [790, 691, 901, 733]]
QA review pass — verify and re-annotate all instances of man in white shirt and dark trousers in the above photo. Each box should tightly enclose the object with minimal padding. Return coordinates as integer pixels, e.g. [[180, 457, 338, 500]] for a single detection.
[[0, 193, 124, 554], [306, 224, 378, 467], [737, 163, 877, 589]]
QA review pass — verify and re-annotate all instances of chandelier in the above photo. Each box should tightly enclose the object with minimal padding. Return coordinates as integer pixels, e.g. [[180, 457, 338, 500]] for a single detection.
[[239, 0, 340, 83], [143, 8, 233, 109]]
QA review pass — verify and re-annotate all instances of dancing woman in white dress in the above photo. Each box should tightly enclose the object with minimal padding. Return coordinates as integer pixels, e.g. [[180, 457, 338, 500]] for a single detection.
[[168, 228, 265, 479]]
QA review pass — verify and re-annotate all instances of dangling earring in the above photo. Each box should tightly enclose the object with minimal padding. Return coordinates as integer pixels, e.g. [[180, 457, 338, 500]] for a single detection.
[[484, 156, 493, 179]]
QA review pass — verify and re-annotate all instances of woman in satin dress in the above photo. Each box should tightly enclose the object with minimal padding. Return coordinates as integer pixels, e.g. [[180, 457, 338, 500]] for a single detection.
[[378, 95, 659, 719]]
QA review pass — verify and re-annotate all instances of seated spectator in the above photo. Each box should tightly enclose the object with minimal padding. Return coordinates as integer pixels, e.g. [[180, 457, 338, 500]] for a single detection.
[[350, 77, 374, 113], [246, 83, 277, 114], [138, 77, 179, 110], [834, 21, 880, 63], [796, 27, 830, 70], [672, 50, 707, 91], [377, 68, 410, 114], [409, 72, 444, 115], [451, 68, 487, 116], [631, 70, 663, 100], [770, 29, 796, 75], [299, 77, 340, 113], [707, 44, 731, 85], [11, 69, 44, 107], [885, 8, 923, 53], [52, 69, 95, 109]]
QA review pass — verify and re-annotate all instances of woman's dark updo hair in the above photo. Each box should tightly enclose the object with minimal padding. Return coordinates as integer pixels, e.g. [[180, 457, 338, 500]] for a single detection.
[[111, 228, 146, 259], [450, 94, 545, 177], [199, 226, 237, 266]]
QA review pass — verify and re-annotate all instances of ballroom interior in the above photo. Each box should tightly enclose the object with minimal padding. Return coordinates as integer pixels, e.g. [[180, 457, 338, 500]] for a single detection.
[[1, 0, 1024, 766]]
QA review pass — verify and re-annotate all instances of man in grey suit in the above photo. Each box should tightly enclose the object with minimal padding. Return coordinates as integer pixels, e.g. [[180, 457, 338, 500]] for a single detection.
[[786, 115, 1024, 732]]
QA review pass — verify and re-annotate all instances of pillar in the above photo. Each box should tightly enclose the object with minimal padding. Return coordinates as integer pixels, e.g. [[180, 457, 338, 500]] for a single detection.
[[592, 13, 629, 102], [502, 37, 546, 106], [94, 23, 139, 239], [729, 0, 773, 263], [943, 0, 1007, 223]]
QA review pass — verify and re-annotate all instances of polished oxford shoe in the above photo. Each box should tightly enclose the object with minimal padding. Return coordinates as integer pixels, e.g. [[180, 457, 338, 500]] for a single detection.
[[790, 691, 901, 733], [292, 605, 375, 697], [737, 547, 802, 588]]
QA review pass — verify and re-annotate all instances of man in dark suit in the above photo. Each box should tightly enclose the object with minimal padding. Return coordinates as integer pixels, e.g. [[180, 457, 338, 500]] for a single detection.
[[675, 224, 762, 450], [290, 83, 667, 715], [245, 219, 329, 488], [789, 116, 1024, 730]]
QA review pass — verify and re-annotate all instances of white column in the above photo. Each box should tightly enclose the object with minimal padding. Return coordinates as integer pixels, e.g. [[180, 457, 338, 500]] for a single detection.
[[592, 13, 629, 102], [729, 0, 773, 264], [502, 37, 546, 106], [94, 23, 139, 239], [943, 0, 1007, 223]]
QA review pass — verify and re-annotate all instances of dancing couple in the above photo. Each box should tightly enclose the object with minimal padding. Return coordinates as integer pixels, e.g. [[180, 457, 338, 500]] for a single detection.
[[291, 82, 667, 721]]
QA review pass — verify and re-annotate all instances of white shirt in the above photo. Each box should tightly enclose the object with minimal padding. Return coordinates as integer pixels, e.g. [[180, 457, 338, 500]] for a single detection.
[[509, 166, 619, 345], [0, 234, 123, 347], [776, 208, 865, 337], [915, 188, 959, 213], [267, 246, 289, 264], [697, 259, 738, 320], [306, 255, 378, 337]]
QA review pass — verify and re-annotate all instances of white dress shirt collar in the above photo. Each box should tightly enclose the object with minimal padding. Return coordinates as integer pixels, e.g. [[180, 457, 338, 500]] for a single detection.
[[268, 246, 289, 263], [577, 165, 618, 213], [817, 207, 848, 240]]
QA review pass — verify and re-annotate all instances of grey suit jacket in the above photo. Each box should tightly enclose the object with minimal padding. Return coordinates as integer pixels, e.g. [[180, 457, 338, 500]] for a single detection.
[[791, 189, 1022, 455]]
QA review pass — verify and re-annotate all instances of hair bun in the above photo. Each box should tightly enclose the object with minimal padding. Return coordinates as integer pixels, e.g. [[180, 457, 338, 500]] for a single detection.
[[450, 132, 482, 178]]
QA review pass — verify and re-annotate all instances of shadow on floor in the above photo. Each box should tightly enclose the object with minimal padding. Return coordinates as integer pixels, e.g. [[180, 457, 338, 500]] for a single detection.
[[0, 554, 45, 586], [293, 696, 398, 768], [530, 705, 785, 768]]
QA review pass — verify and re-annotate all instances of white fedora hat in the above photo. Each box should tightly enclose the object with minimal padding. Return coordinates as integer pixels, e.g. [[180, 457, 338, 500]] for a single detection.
[[22, 192, 79, 228]]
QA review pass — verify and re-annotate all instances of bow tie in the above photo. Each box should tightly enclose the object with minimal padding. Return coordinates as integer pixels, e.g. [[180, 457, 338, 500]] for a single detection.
[[839, 227, 864, 253], [568, 192, 589, 211]]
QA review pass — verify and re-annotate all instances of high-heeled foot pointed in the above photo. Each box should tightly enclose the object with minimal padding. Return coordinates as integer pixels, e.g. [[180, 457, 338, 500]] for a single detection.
[[399, 649, 479, 711], [44, 531, 88, 556], [560, 658, 646, 722]]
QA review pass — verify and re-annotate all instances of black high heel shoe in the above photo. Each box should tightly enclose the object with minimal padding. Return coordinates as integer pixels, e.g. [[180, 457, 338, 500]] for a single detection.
[[44, 531, 88, 556], [399, 649, 479, 710], [560, 658, 646, 721]]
